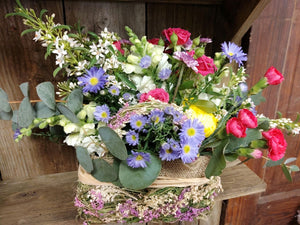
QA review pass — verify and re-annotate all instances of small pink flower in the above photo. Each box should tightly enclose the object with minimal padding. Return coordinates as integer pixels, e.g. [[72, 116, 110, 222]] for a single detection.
[[139, 88, 169, 103], [196, 55, 217, 76], [113, 41, 124, 55], [238, 109, 258, 129], [226, 117, 247, 138], [264, 66, 284, 85], [251, 149, 263, 159]]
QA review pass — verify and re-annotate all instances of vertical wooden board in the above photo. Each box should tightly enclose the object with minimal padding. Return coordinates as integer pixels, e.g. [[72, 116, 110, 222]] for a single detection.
[[64, 1, 145, 39], [0, 0, 78, 180], [147, 3, 218, 55]]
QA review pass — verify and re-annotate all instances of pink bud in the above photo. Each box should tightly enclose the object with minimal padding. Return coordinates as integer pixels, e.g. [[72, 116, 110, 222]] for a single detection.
[[238, 109, 258, 129], [251, 149, 263, 159], [264, 66, 284, 85]]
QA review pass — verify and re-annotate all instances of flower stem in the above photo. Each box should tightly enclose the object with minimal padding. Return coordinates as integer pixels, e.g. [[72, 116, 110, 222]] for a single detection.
[[172, 65, 185, 103]]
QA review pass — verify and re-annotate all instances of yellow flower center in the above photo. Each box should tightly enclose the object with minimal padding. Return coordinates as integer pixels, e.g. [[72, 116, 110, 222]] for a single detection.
[[101, 112, 107, 118], [155, 117, 160, 124], [90, 77, 99, 86], [132, 135, 136, 141], [166, 149, 173, 154], [184, 145, 191, 153], [228, 52, 234, 56], [136, 155, 143, 161], [187, 127, 196, 137], [136, 120, 142, 127]]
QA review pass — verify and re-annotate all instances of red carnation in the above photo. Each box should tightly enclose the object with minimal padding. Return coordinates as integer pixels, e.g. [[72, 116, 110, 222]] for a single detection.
[[262, 128, 287, 161], [264, 66, 284, 85], [162, 28, 191, 45], [226, 117, 247, 138]]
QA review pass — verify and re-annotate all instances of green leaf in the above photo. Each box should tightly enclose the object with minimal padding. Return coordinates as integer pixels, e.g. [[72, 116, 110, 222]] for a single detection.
[[0, 110, 13, 120], [21, 29, 37, 37], [179, 80, 194, 90], [0, 88, 12, 112], [53, 66, 63, 77], [98, 127, 128, 160], [52, 25, 71, 31], [18, 97, 35, 127], [264, 158, 284, 167], [88, 57, 97, 68], [92, 158, 118, 182], [76, 147, 93, 173], [225, 129, 262, 153], [250, 91, 266, 106], [281, 164, 292, 182], [257, 118, 270, 130], [205, 139, 228, 178], [66, 89, 83, 113], [34, 101, 56, 118], [19, 82, 29, 97], [116, 73, 137, 90], [107, 45, 115, 54], [36, 82, 56, 110], [88, 31, 99, 40], [289, 165, 299, 172], [284, 157, 297, 164], [250, 139, 267, 149], [39, 9, 48, 19], [45, 43, 54, 59], [57, 103, 79, 124], [5, 12, 35, 23], [12, 111, 18, 124], [119, 154, 161, 190], [16, 0, 25, 11], [225, 152, 239, 162], [193, 99, 217, 113]]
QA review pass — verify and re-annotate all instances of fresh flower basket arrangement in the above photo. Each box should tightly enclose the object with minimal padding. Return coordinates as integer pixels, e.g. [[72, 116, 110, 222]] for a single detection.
[[2, 1, 300, 224]]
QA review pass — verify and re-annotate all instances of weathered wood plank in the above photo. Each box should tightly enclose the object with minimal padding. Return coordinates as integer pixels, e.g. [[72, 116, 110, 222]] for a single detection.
[[0, 0, 78, 180], [68, 0, 224, 5], [64, 1, 145, 38], [0, 163, 266, 224]]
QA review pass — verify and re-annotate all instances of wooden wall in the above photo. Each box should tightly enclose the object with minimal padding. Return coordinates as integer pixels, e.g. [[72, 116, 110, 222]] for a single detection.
[[224, 0, 300, 224]]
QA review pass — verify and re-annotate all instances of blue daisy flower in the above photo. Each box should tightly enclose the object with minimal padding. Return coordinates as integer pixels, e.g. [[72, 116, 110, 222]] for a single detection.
[[221, 42, 247, 66], [130, 114, 148, 131], [125, 130, 139, 146], [127, 151, 151, 168], [149, 109, 165, 125], [77, 67, 108, 93], [109, 85, 120, 96], [139, 55, 151, 68], [159, 141, 180, 161], [179, 119, 205, 146], [94, 105, 110, 123], [122, 93, 131, 101], [169, 138, 180, 151], [179, 139, 198, 163]]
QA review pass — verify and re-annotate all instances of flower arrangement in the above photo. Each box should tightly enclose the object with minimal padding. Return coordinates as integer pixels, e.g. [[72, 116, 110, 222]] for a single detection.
[[1, 1, 299, 224]]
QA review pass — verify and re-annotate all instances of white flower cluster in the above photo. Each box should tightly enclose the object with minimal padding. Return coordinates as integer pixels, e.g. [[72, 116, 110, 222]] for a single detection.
[[270, 117, 300, 135]]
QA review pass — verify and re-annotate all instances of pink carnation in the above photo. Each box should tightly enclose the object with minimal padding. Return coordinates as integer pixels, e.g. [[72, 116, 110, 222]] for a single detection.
[[196, 55, 217, 76], [139, 88, 169, 103]]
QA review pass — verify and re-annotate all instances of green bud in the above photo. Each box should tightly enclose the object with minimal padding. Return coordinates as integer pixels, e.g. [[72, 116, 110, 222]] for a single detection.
[[127, 54, 140, 64], [195, 47, 205, 58], [141, 36, 147, 44], [193, 36, 200, 46], [215, 52, 222, 60], [214, 61, 221, 69], [248, 77, 268, 96], [77, 110, 87, 120], [23, 129, 32, 136], [170, 32, 178, 46], [39, 121, 49, 129], [33, 118, 42, 125], [158, 38, 165, 46]]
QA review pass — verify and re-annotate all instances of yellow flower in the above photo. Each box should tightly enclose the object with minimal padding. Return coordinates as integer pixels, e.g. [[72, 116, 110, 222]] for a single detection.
[[189, 105, 218, 137]]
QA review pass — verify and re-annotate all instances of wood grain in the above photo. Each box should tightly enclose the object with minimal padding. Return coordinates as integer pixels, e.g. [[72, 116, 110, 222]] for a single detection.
[[0, 164, 266, 225]]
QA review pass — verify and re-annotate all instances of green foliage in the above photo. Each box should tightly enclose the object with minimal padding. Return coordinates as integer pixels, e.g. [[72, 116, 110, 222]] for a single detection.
[[98, 127, 128, 160], [66, 89, 83, 113], [0, 88, 12, 113], [192, 99, 217, 113], [92, 158, 118, 182], [34, 101, 56, 118], [18, 97, 35, 127], [281, 164, 292, 182], [0, 111, 13, 120], [250, 91, 266, 106], [76, 146, 93, 173], [257, 117, 270, 130], [19, 82, 29, 97], [250, 139, 267, 149], [264, 158, 284, 167], [36, 82, 56, 110], [57, 103, 79, 123], [20, 28, 37, 37], [115, 72, 137, 90], [119, 154, 161, 190]]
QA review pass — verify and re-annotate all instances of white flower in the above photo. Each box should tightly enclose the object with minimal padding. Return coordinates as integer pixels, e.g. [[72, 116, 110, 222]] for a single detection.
[[53, 43, 67, 57], [123, 64, 143, 74], [64, 133, 82, 146], [80, 123, 96, 136], [33, 30, 42, 42], [130, 75, 156, 93], [55, 55, 65, 68], [64, 123, 80, 134], [75, 60, 88, 76], [81, 136, 105, 156]]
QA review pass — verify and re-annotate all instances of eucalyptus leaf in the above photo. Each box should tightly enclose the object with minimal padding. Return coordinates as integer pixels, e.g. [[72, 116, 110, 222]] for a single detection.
[[251, 91, 266, 106], [0, 110, 13, 120], [264, 158, 284, 168], [92, 158, 118, 182], [12, 111, 18, 124], [67, 89, 83, 113], [57, 103, 79, 123], [205, 139, 228, 178], [119, 154, 161, 190], [284, 157, 297, 165], [0, 88, 12, 112], [19, 82, 29, 97], [193, 99, 217, 113], [289, 165, 300, 172], [98, 127, 128, 160], [76, 146, 93, 173], [36, 82, 56, 110], [18, 97, 35, 127], [281, 164, 292, 182], [34, 101, 56, 118]]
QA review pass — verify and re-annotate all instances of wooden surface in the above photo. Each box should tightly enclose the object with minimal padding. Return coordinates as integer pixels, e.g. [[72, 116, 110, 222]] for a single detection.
[[0, 163, 266, 225], [224, 0, 300, 224]]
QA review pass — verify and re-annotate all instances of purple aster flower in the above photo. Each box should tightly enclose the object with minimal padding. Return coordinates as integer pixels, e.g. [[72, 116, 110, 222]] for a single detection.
[[179, 119, 205, 146], [130, 114, 148, 131], [238, 82, 248, 93], [169, 138, 180, 151], [159, 68, 172, 80], [77, 67, 108, 93], [149, 109, 165, 125], [127, 151, 151, 168], [200, 38, 212, 43], [13, 128, 22, 140], [159, 141, 180, 161], [125, 130, 139, 146], [94, 104, 110, 123], [173, 51, 198, 72], [139, 55, 152, 68], [179, 139, 198, 163], [123, 93, 131, 101], [109, 85, 120, 96], [221, 42, 247, 66]]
